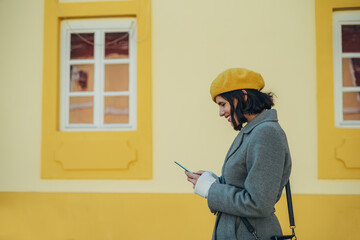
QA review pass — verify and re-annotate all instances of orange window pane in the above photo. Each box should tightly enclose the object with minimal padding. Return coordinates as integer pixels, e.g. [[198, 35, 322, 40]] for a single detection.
[[71, 33, 94, 59], [104, 64, 129, 91], [104, 96, 129, 124], [105, 32, 129, 59], [342, 25, 360, 53], [342, 58, 360, 87], [70, 64, 94, 92], [343, 92, 360, 121], [69, 96, 94, 124]]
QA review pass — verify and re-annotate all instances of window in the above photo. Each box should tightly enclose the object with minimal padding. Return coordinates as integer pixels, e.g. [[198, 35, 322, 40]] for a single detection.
[[41, 0, 152, 179], [333, 11, 360, 128], [60, 18, 137, 131], [316, 0, 360, 180]]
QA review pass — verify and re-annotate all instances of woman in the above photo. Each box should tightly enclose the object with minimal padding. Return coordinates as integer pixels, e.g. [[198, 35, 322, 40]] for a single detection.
[[185, 68, 292, 240]]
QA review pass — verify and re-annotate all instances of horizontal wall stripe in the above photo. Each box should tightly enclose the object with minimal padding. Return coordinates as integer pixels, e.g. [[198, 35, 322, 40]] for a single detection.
[[0, 193, 359, 240]]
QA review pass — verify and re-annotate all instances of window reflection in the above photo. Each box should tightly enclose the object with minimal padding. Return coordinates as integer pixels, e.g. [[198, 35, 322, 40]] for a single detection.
[[104, 96, 129, 124], [342, 58, 360, 87], [71, 33, 94, 59], [104, 64, 129, 91], [105, 32, 129, 59], [70, 65, 94, 92], [343, 92, 360, 120], [69, 96, 94, 124], [342, 25, 360, 53]]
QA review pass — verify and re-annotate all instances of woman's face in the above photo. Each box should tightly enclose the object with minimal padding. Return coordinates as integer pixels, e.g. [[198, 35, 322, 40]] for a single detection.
[[215, 95, 239, 126]]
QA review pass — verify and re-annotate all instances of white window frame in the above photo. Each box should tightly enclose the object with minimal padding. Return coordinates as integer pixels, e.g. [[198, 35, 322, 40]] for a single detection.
[[333, 10, 360, 128], [60, 18, 137, 131]]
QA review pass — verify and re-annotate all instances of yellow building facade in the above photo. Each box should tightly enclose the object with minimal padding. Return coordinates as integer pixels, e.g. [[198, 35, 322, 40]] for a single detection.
[[0, 0, 359, 239]]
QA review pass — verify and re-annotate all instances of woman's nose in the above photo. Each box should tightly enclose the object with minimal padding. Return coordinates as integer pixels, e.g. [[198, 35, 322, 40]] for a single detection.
[[219, 108, 224, 116]]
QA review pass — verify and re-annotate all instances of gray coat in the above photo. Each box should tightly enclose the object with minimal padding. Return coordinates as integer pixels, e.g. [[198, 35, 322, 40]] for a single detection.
[[207, 109, 292, 240]]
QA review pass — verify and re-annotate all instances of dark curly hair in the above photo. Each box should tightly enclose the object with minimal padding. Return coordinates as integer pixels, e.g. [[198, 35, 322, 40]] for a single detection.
[[219, 89, 275, 131]]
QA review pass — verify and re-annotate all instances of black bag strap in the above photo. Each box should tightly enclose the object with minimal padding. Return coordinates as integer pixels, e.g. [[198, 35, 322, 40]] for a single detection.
[[285, 181, 295, 229], [242, 181, 296, 240], [240, 217, 260, 240]]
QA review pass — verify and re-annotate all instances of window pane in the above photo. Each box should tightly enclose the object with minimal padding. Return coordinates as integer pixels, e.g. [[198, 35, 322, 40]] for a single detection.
[[71, 33, 94, 59], [70, 64, 94, 92], [104, 96, 129, 124], [105, 32, 129, 59], [104, 64, 129, 92], [69, 96, 94, 124], [342, 58, 360, 87], [342, 25, 360, 53], [343, 92, 360, 120]]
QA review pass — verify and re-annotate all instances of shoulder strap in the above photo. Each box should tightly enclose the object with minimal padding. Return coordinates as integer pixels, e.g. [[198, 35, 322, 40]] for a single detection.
[[285, 181, 295, 228], [240, 217, 260, 240], [241, 181, 296, 240], [284, 181, 297, 239]]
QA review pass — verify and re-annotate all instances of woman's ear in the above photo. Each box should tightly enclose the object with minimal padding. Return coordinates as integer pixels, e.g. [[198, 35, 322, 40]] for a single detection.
[[242, 90, 248, 101]]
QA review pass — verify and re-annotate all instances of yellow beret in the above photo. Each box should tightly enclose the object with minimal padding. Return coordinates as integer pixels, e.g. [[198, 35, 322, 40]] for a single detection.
[[210, 68, 265, 101]]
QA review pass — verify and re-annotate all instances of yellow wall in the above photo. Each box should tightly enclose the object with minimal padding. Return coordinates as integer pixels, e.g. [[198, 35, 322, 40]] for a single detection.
[[1, 0, 360, 239], [0, 193, 360, 240]]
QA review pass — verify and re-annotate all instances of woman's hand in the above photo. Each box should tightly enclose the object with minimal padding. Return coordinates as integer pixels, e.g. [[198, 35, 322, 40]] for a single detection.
[[185, 170, 205, 188]]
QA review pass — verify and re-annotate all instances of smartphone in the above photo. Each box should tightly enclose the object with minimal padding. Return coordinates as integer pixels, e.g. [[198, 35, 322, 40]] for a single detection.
[[174, 161, 191, 173]]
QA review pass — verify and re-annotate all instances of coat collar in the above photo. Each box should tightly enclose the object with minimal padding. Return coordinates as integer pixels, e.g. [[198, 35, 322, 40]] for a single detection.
[[225, 109, 278, 161], [242, 109, 278, 134]]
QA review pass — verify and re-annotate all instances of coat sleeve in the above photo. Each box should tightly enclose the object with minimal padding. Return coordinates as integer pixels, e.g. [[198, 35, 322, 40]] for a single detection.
[[207, 124, 287, 218]]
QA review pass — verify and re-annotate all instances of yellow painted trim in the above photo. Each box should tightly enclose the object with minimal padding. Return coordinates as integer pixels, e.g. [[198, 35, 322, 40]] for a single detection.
[[41, 0, 152, 179], [316, 0, 360, 179], [1, 193, 360, 239]]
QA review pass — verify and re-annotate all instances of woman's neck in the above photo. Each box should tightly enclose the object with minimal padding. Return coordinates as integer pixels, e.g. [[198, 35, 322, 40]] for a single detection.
[[245, 110, 266, 123]]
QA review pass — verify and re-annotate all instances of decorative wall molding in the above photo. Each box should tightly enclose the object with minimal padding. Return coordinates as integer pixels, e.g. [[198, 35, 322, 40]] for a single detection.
[[336, 138, 360, 168]]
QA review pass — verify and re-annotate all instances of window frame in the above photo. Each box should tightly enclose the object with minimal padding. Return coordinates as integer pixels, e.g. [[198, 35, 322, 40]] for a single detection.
[[41, 0, 153, 179], [60, 18, 137, 132], [333, 10, 360, 128]]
